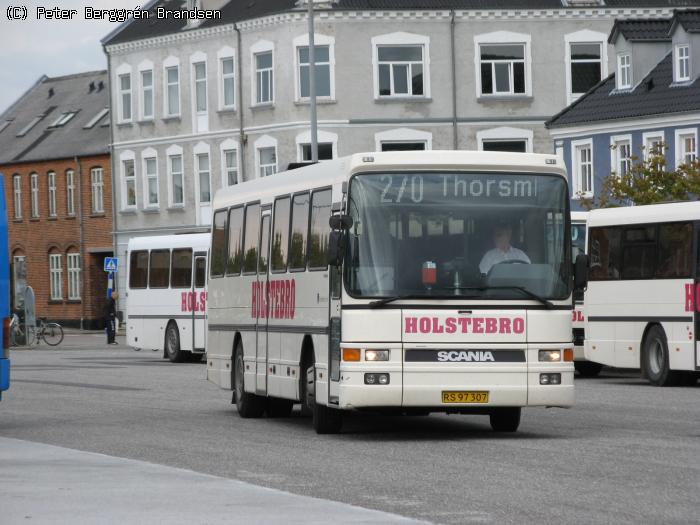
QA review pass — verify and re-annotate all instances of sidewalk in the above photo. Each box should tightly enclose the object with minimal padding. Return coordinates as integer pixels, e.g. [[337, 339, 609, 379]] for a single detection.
[[0, 437, 428, 525]]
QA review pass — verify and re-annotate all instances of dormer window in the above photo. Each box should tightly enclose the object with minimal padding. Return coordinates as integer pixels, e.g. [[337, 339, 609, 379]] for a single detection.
[[675, 44, 690, 82], [617, 54, 631, 90]]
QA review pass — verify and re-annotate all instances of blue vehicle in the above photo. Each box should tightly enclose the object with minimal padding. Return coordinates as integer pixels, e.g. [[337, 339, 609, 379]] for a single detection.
[[0, 175, 10, 400]]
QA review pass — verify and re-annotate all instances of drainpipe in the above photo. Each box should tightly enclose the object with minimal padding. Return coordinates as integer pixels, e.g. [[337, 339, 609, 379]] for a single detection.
[[75, 156, 85, 331], [235, 24, 246, 182], [104, 46, 120, 318], [450, 10, 458, 150]]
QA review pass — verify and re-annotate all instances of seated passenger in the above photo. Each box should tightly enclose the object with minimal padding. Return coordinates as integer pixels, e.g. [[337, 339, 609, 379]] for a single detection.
[[479, 223, 530, 274]]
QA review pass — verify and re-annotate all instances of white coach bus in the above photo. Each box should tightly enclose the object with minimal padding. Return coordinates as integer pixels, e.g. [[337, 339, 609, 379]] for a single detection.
[[585, 202, 699, 386], [571, 211, 601, 377], [126, 233, 209, 362], [207, 152, 585, 434]]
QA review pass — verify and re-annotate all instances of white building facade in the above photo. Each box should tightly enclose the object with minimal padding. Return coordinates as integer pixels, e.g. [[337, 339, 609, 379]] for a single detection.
[[103, 0, 691, 299]]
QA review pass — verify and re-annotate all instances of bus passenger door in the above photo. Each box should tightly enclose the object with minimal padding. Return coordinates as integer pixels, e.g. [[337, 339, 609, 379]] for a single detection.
[[256, 213, 271, 395], [192, 254, 207, 353]]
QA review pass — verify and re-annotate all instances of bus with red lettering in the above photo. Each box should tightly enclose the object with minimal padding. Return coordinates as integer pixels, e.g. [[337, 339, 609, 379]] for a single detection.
[[126, 233, 208, 362], [585, 201, 700, 386], [207, 152, 584, 433], [571, 211, 601, 377]]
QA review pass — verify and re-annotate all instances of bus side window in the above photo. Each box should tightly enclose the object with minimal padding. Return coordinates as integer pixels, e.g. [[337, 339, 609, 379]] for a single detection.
[[171, 249, 193, 288], [227, 207, 244, 275], [308, 189, 332, 270], [656, 222, 692, 279], [271, 197, 291, 273], [195, 258, 206, 288], [289, 193, 309, 271], [210, 210, 228, 278], [243, 204, 261, 274], [589, 227, 622, 280], [149, 249, 170, 288], [621, 226, 656, 280], [258, 215, 270, 274], [129, 251, 148, 289]]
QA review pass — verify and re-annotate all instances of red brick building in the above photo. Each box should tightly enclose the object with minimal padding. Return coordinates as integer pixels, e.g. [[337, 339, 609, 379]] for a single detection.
[[0, 71, 113, 329]]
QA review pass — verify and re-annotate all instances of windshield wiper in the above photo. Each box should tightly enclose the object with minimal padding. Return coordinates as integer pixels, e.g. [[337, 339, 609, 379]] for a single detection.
[[368, 294, 443, 308], [436, 286, 554, 309]]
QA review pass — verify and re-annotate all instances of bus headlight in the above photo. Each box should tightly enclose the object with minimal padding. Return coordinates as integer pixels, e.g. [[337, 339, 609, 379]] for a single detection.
[[365, 350, 389, 361], [538, 350, 562, 362], [365, 373, 390, 385]]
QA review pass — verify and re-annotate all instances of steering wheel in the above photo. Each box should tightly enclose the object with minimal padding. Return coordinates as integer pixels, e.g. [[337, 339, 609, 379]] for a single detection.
[[496, 259, 529, 265]]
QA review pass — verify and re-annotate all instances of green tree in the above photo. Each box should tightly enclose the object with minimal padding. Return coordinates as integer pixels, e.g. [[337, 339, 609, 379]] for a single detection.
[[579, 142, 700, 209]]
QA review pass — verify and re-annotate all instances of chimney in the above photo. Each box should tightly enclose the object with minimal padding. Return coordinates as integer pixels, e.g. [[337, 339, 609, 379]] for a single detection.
[[48, 87, 54, 98], [89, 81, 95, 93], [98, 80, 104, 91]]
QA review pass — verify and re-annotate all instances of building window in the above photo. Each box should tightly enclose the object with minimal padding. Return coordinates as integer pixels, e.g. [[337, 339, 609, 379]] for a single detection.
[[617, 54, 631, 89], [569, 42, 602, 98], [118, 73, 132, 122], [221, 56, 235, 109], [258, 147, 277, 177], [144, 157, 159, 207], [255, 51, 274, 104], [377, 45, 425, 97], [30, 173, 39, 217], [66, 170, 75, 216], [13, 174, 22, 219], [223, 149, 238, 186], [375, 128, 432, 152], [676, 129, 697, 166], [196, 153, 211, 203], [643, 132, 665, 161], [169, 153, 184, 206], [300, 143, 334, 161], [67, 252, 81, 300], [479, 43, 526, 96], [91, 167, 104, 213], [13, 254, 27, 309], [381, 142, 426, 152], [165, 65, 180, 116], [47, 171, 57, 217], [611, 137, 632, 176], [482, 140, 527, 153], [123, 158, 136, 208], [194, 61, 207, 113], [141, 69, 154, 119], [298, 45, 332, 99], [573, 141, 593, 197], [675, 44, 690, 82], [49, 253, 63, 300]]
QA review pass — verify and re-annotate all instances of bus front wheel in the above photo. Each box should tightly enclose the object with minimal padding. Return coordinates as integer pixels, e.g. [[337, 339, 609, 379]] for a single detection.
[[304, 352, 342, 434], [490, 407, 521, 432], [234, 343, 265, 418], [165, 322, 187, 363], [642, 326, 680, 387]]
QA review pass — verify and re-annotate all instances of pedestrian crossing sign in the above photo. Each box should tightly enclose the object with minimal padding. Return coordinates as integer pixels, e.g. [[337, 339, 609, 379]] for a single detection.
[[104, 257, 119, 272]]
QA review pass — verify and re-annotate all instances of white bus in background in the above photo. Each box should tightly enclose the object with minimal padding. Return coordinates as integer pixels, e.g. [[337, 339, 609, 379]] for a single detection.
[[585, 202, 700, 386], [126, 233, 209, 363], [206, 151, 585, 434], [571, 211, 602, 377]]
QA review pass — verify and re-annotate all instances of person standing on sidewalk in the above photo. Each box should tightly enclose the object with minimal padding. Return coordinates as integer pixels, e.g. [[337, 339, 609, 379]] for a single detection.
[[104, 292, 118, 345]]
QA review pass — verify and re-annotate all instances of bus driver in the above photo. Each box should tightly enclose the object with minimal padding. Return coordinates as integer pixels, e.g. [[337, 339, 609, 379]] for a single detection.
[[479, 222, 530, 274]]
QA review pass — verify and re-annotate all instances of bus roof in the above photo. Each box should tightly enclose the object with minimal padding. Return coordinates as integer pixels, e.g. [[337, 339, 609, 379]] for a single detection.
[[127, 233, 210, 251], [588, 201, 700, 228], [213, 151, 567, 210]]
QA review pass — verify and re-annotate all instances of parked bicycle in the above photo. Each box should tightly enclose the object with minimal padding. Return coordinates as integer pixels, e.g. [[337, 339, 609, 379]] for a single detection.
[[26, 318, 64, 347]]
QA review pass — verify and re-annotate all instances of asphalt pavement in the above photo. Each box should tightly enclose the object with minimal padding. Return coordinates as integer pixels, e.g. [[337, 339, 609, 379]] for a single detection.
[[1, 335, 698, 524]]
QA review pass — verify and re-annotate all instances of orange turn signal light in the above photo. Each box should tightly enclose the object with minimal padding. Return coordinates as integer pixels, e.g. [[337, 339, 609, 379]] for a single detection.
[[342, 348, 361, 362], [563, 348, 574, 362]]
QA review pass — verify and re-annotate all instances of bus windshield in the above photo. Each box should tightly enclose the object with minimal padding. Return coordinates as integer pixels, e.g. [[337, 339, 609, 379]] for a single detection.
[[345, 172, 571, 301]]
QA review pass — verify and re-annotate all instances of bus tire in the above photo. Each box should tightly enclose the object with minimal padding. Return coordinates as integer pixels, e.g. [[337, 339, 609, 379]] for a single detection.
[[299, 350, 314, 417], [490, 407, 521, 432], [642, 326, 681, 387], [267, 397, 294, 417], [165, 322, 187, 363], [234, 343, 265, 418], [574, 361, 603, 378]]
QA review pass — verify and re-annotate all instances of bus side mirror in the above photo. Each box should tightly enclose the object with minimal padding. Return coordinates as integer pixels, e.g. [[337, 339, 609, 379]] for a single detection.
[[327, 230, 346, 267], [329, 214, 353, 231], [574, 254, 589, 291]]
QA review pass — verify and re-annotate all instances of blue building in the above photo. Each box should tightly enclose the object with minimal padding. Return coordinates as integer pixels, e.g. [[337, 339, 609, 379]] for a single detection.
[[547, 10, 700, 210]]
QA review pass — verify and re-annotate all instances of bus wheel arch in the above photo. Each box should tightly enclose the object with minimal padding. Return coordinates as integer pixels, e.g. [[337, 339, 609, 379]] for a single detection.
[[233, 339, 265, 417], [299, 336, 314, 412], [230, 332, 242, 398], [641, 323, 680, 386]]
